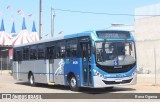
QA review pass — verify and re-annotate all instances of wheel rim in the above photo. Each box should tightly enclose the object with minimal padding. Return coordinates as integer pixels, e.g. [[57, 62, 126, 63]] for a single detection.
[[70, 77, 76, 88], [30, 75, 34, 85]]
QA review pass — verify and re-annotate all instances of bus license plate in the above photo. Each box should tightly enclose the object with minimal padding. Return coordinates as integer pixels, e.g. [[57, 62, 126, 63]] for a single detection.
[[114, 66, 122, 68], [115, 79, 123, 82]]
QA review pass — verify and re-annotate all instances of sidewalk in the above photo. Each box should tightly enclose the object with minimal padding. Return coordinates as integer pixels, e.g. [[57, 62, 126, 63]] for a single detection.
[[137, 74, 160, 86], [0, 70, 12, 75]]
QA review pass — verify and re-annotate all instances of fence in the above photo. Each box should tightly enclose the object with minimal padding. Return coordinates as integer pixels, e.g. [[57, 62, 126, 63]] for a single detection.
[[0, 47, 12, 74], [0, 57, 12, 70]]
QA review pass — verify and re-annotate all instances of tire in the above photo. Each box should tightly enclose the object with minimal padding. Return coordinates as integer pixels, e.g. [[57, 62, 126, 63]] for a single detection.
[[68, 75, 79, 91], [29, 74, 36, 86]]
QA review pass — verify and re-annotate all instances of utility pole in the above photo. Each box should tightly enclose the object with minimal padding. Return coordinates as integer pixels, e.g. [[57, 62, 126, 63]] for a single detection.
[[154, 48, 157, 85], [39, 0, 42, 39], [51, 7, 56, 37]]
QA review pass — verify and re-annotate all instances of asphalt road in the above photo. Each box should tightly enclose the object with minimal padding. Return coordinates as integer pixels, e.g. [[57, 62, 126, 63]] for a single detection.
[[0, 73, 160, 102]]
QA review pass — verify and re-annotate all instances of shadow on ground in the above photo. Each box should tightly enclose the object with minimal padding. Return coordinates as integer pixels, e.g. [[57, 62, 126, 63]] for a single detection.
[[15, 82, 136, 94]]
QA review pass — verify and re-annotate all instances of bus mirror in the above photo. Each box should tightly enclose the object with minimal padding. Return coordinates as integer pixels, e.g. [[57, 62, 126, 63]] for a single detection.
[[92, 46, 96, 54]]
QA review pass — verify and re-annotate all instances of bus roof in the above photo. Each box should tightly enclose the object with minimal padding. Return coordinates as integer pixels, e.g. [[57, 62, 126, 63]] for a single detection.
[[13, 30, 133, 48], [13, 31, 94, 48]]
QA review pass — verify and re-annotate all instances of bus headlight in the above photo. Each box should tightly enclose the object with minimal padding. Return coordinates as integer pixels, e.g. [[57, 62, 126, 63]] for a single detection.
[[132, 69, 137, 76], [93, 69, 104, 78]]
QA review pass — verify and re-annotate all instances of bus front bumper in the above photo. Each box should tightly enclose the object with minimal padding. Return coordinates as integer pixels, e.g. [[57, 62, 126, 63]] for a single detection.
[[93, 72, 137, 88]]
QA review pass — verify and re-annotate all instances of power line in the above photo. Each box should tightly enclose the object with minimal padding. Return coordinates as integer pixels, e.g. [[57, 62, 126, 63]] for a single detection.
[[55, 8, 160, 17], [136, 39, 160, 42]]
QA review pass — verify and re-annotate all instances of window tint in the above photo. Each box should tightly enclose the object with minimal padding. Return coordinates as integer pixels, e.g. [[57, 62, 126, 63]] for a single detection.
[[13, 49, 16, 61], [23, 47, 29, 60], [13, 48, 23, 61], [30, 45, 37, 60], [16, 50, 22, 61], [56, 41, 65, 58], [46, 46, 55, 59], [79, 37, 91, 57], [66, 39, 78, 58], [38, 44, 45, 59], [17, 51, 22, 61]]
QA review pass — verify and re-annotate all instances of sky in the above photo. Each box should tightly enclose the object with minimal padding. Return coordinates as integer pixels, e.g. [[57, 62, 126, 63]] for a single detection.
[[0, 0, 160, 38]]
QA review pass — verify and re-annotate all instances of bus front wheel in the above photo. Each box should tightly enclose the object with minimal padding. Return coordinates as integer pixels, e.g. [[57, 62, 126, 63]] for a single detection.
[[29, 73, 36, 86], [69, 75, 79, 91]]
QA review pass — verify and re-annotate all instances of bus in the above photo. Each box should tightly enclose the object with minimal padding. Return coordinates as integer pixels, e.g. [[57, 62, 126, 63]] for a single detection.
[[12, 30, 137, 91]]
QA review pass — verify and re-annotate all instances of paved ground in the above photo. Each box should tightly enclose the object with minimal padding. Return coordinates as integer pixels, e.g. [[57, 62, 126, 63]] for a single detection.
[[0, 73, 160, 102], [0, 73, 160, 93]]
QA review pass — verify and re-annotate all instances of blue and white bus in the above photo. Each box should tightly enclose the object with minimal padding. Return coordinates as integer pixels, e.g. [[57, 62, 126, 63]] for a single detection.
[[13, 30, 137, 91]]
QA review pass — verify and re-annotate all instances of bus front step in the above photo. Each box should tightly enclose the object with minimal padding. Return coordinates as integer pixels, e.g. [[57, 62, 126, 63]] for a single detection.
[[48, 82, 55, 85]]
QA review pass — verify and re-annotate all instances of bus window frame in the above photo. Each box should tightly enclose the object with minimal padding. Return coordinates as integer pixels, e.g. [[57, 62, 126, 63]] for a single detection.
[[78, 36, 91, 58], [55, 40, 66, 59], [37, 44, 45, 60], [29, 45, 38, 60], [66, 38, 78, 58], [14, 48, 23, 61], [22, 46, 29, 61]]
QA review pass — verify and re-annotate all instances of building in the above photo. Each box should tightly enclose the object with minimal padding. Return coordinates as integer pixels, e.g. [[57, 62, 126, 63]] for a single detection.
[[135, 3, 160, 74], [108, 24, 134, 34]]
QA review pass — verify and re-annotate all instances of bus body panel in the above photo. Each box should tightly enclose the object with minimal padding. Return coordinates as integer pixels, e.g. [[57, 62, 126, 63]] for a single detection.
[[46, 59, 54, 83], [93, 72, 137, 88], [13, 61, 20, 80], [33, 60, 48, 84], [64, 58, 82, 86], [92, 65, 137, 87], [53, 59, 65, 85]]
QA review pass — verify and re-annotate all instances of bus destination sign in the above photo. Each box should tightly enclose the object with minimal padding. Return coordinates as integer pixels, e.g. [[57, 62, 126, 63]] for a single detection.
[[96, 31, 130, 39]]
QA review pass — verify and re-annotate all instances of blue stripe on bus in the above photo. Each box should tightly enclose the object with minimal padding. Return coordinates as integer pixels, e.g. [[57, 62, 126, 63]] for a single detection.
[[93, 66, 136, 78], [12, 72, 64, 75]]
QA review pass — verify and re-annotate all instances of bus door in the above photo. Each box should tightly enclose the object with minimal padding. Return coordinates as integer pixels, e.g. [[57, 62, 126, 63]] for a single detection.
[[46, 46, 55, 82], [80, 41, 92, 86]]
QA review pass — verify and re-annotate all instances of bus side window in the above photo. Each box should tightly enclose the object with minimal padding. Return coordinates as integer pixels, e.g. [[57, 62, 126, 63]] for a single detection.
[[46, 47, 51, 59], [23, 47, 29, 60], [56, 46, 60, 58], [66, 40, 70, 58], [56, 41, 65, 59], [38, 44, 45, 59], [16, 50, 22, 61], [66, 39, 78, 58], [78, 37, 91, 58], [30, 45, 37, 60], [13, 49, 16, 61], [71, 40, 78, 58], [80, 43, 90, 58], [46, 46, 55, 59], [60, 45, 65, 58]]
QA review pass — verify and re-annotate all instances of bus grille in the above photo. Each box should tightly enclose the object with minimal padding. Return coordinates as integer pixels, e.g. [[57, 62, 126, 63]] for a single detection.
[[102, 78, 132, 85], [96, 62, 136, 73]]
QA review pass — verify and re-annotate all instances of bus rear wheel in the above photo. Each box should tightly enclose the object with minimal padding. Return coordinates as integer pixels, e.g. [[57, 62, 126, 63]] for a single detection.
[[69, 75, 79, 91], [29, 74, 36, 86]]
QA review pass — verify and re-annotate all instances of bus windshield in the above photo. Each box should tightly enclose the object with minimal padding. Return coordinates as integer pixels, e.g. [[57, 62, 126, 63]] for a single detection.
[[95, 41, 136, 66]]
